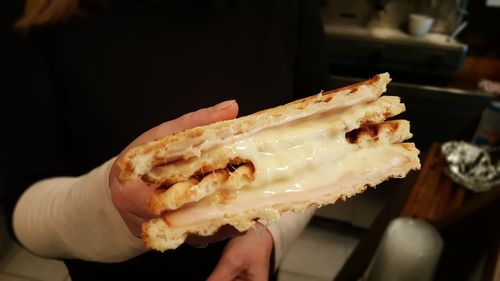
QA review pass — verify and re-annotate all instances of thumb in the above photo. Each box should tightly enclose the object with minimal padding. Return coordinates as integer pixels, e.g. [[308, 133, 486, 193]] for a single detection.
[[130, 100, 238, 147]]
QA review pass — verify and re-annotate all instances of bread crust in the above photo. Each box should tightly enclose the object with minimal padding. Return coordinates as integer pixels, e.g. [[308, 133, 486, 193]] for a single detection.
[[113, 72, 422, 252], [117, 73, 391, 182]]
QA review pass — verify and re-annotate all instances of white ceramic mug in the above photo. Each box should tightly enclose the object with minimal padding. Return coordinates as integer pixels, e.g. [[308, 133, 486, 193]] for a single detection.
[[408, 14, 434, 37]]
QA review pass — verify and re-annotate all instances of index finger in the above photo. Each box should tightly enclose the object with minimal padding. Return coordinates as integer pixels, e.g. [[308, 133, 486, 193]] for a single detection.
[[129, 100, 238, 148]]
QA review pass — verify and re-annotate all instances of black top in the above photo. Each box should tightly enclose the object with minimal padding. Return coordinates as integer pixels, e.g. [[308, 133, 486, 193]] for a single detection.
[[1, 0, 330, 280]]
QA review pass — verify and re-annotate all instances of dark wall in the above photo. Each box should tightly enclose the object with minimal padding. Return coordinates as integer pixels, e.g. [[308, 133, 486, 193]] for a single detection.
[[460, 0, 500, 57]]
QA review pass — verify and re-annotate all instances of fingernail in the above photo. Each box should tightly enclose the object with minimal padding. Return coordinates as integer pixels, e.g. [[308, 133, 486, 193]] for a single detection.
[[213, 100, 235, 111]]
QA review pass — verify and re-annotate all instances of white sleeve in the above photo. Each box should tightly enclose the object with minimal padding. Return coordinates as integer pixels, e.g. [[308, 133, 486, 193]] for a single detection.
[[13, 156, 315, 265], [13, 158, 147, 262], [267, 206, 316, 269]]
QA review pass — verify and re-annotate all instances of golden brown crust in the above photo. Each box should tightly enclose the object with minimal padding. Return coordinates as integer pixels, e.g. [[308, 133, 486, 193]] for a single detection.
[[148, 163, 255, 215], [116, 73, 391, 182], [346, 120, 412, 146]]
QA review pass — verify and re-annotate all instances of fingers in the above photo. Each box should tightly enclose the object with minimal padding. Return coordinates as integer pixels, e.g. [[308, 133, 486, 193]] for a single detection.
[[130, 100, 238, 147], [108, 176, 159, 237], [109, 101, 238, 239], [207, 246, 269, 281], [114, 178, 157, 218], [207, 226, 273, 281], [167, 100, 238, 134], [248, 258, 270, 281]]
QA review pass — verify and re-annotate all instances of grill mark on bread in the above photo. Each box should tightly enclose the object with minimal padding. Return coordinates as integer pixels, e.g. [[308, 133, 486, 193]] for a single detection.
[[192, 158, 254, 179], [338, 75, 381, 96], [365, 124, 382, 139], [345, 121, 401, 144], [153, 160, 254, 195], [145, 155, 256, 185], [150, 162, 256, 214]]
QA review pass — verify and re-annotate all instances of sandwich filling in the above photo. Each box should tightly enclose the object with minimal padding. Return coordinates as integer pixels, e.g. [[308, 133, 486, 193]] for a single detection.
[[147, 96, 418, 228]]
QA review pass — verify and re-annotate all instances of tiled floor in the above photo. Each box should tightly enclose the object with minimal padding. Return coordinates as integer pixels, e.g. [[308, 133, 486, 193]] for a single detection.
[[0, 218, 363, 281]]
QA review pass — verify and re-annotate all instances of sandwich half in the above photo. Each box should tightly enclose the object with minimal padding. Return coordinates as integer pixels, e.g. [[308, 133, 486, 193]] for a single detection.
[[117, 73, 421, 251]]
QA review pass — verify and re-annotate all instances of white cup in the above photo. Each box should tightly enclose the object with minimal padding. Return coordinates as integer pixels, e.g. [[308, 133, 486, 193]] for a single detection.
[[363, 218, 443, 281], [408, 14, 434, 37]]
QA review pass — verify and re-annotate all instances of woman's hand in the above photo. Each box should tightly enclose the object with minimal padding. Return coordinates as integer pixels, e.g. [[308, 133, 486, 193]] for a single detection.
[[207, 223, 274, 281], [108, 100, 239, 237]]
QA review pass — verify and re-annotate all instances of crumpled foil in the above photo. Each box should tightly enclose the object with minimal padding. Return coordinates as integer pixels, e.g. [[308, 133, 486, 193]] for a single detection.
[[441, 141, 500, 193]]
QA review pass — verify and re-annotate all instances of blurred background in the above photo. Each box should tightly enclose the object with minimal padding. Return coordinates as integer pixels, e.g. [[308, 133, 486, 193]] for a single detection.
[[1, 0, 499, 281], [309, 1, 499, 281]]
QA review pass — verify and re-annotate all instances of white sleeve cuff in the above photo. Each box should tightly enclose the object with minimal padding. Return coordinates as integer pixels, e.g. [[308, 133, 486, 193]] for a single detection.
[[13, 158, 147, 262]]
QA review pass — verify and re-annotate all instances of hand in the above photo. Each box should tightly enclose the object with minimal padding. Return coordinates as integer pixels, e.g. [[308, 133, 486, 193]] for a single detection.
[[207, 223, 274, 281], [108, 100, 239, 237]]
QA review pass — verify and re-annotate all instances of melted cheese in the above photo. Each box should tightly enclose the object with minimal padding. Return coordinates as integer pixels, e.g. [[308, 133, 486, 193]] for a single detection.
[[203, 101, 386, 191], [163, 103, 417, 227]]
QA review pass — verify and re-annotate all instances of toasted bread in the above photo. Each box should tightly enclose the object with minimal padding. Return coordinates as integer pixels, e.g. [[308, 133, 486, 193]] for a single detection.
[[116, 73, 421, 251]]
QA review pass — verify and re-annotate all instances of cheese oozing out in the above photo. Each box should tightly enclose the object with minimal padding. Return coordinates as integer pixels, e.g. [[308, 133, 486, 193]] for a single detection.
[[161, 101, 418, 227]]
